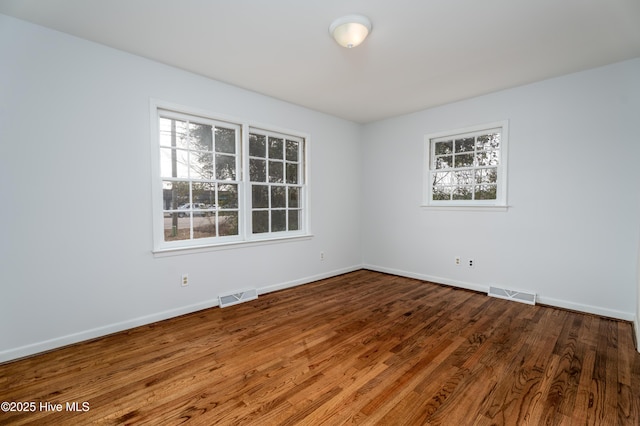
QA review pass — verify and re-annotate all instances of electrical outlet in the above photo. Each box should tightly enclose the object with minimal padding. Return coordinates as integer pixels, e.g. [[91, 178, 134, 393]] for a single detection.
[[468, 259, 474, 268], [320, 251, 325, 261], [181, 273, 189, 286], [455, 256, 461, 265]]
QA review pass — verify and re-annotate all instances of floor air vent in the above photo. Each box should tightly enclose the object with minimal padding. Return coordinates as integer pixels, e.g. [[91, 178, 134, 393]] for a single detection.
[[488, 286, 536, 305], [219, 289, 258, 308]]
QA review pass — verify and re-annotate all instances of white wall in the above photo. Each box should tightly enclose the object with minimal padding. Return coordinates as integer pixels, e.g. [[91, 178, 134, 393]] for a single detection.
[[637, 231, 640, 351], [2, 13, 639, 364], [362, 59, 640, 321], [0, 14, 362, 362]]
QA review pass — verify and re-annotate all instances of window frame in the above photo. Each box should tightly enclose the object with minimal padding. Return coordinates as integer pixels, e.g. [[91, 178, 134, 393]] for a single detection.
[[150, 100, 310, 253], [422, 121, 509, 209]]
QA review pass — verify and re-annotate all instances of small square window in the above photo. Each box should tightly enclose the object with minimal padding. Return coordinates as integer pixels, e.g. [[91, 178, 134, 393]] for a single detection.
[[424, 121, 508, 208]]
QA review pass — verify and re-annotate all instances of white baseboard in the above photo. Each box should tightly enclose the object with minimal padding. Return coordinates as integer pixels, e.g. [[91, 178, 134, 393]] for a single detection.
[[635, 317, 640, 353], [2, 263, 634, 363], [363, 264, 489, 294], [0, 264, 363, 364], [535, 295, 635, 322], [258, 265, 362, 295], [0, 298, 220, 364], [362, 264, 635, 322]]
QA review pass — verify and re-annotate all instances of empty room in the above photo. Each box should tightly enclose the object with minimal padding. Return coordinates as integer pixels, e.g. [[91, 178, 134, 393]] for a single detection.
[[1, 1, 639, 424]]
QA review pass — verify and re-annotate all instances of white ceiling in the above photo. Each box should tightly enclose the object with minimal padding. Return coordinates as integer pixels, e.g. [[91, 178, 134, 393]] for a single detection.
[[1, 0, 639, 123]]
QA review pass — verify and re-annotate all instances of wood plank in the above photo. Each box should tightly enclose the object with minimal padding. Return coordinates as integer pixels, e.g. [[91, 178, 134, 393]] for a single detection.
[[1, 270, 639, 425]]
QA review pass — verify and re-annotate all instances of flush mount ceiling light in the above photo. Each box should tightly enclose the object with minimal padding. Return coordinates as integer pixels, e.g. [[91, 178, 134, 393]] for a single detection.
[[329, 14, 372, 48]]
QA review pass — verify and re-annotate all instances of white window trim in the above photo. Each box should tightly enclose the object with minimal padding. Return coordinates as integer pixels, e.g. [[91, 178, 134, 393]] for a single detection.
[[422, 120, 509, 210], [150, 99, 311, 254]]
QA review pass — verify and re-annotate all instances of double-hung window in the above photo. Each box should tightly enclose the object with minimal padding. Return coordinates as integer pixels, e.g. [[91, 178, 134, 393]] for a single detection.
[[158, 112, 241, 243], [248, 130, 304, 236], [151, 103, 308, 252], [424, 121, 508, 208]]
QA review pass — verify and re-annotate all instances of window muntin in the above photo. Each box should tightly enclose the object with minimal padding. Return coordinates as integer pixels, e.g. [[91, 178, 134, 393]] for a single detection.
[[425, 122, 508, 207], [249, 130, 304, 235], [153, 104, 308, 251]]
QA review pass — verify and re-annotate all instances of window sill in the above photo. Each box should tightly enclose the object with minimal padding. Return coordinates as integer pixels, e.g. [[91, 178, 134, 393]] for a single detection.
[[420, 205, 509, 212], [152, 234, 314, 257]]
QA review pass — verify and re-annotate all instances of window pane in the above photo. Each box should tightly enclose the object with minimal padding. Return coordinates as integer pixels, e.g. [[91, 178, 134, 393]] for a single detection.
[[435, 155, 452, 169], [271, 210, 286, 232], [269, 137, 284, 159], [475, 168, 497, 184], [271, 186, 286, 208], [250, 159, 266, 182], [286, 163, 298, 184], [175, 120, 189, 149], [454, 153, 474, 168], [163, 180, 189, 210], [191, 152, 213, 179], [286, 140, 299, 161], [435, 140, 452, 155], [475, 185, 497, 200], [219, 184, 238, 208], [160, 118, 189, 149], [252, 211, 269, 234], [455, 137, 474, 153], [164, 213, 190, 241], [160, 148, 189, 178], [192, 182, 215, 206], [159, 117, 173, 147], [432, 186, 451, 200], [476, 133, 500, 150], [193, 215, 216, 239], [189, 122, 213, 151], [215, 127, 235, 154], [475, 150, 499, 166], [252, 185, 269, 208], [454, 170, 475, 185], [288, 187, 299, 208], [249, 133, 266, 157], [269, 161, 284, 183], [453, 187, 473, 200], [215, 154, 236, 180], [219, 211, 239, 236], [433, 171, 452, 186], [288, 210, 300, 231]]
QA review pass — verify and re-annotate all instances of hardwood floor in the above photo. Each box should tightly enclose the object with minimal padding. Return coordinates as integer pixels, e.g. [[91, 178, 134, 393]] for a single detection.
[[1, 270, 639, 425]]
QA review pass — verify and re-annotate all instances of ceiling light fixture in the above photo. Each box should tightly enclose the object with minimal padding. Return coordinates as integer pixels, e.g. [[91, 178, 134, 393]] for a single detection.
[[329, 14, 372, 48]]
